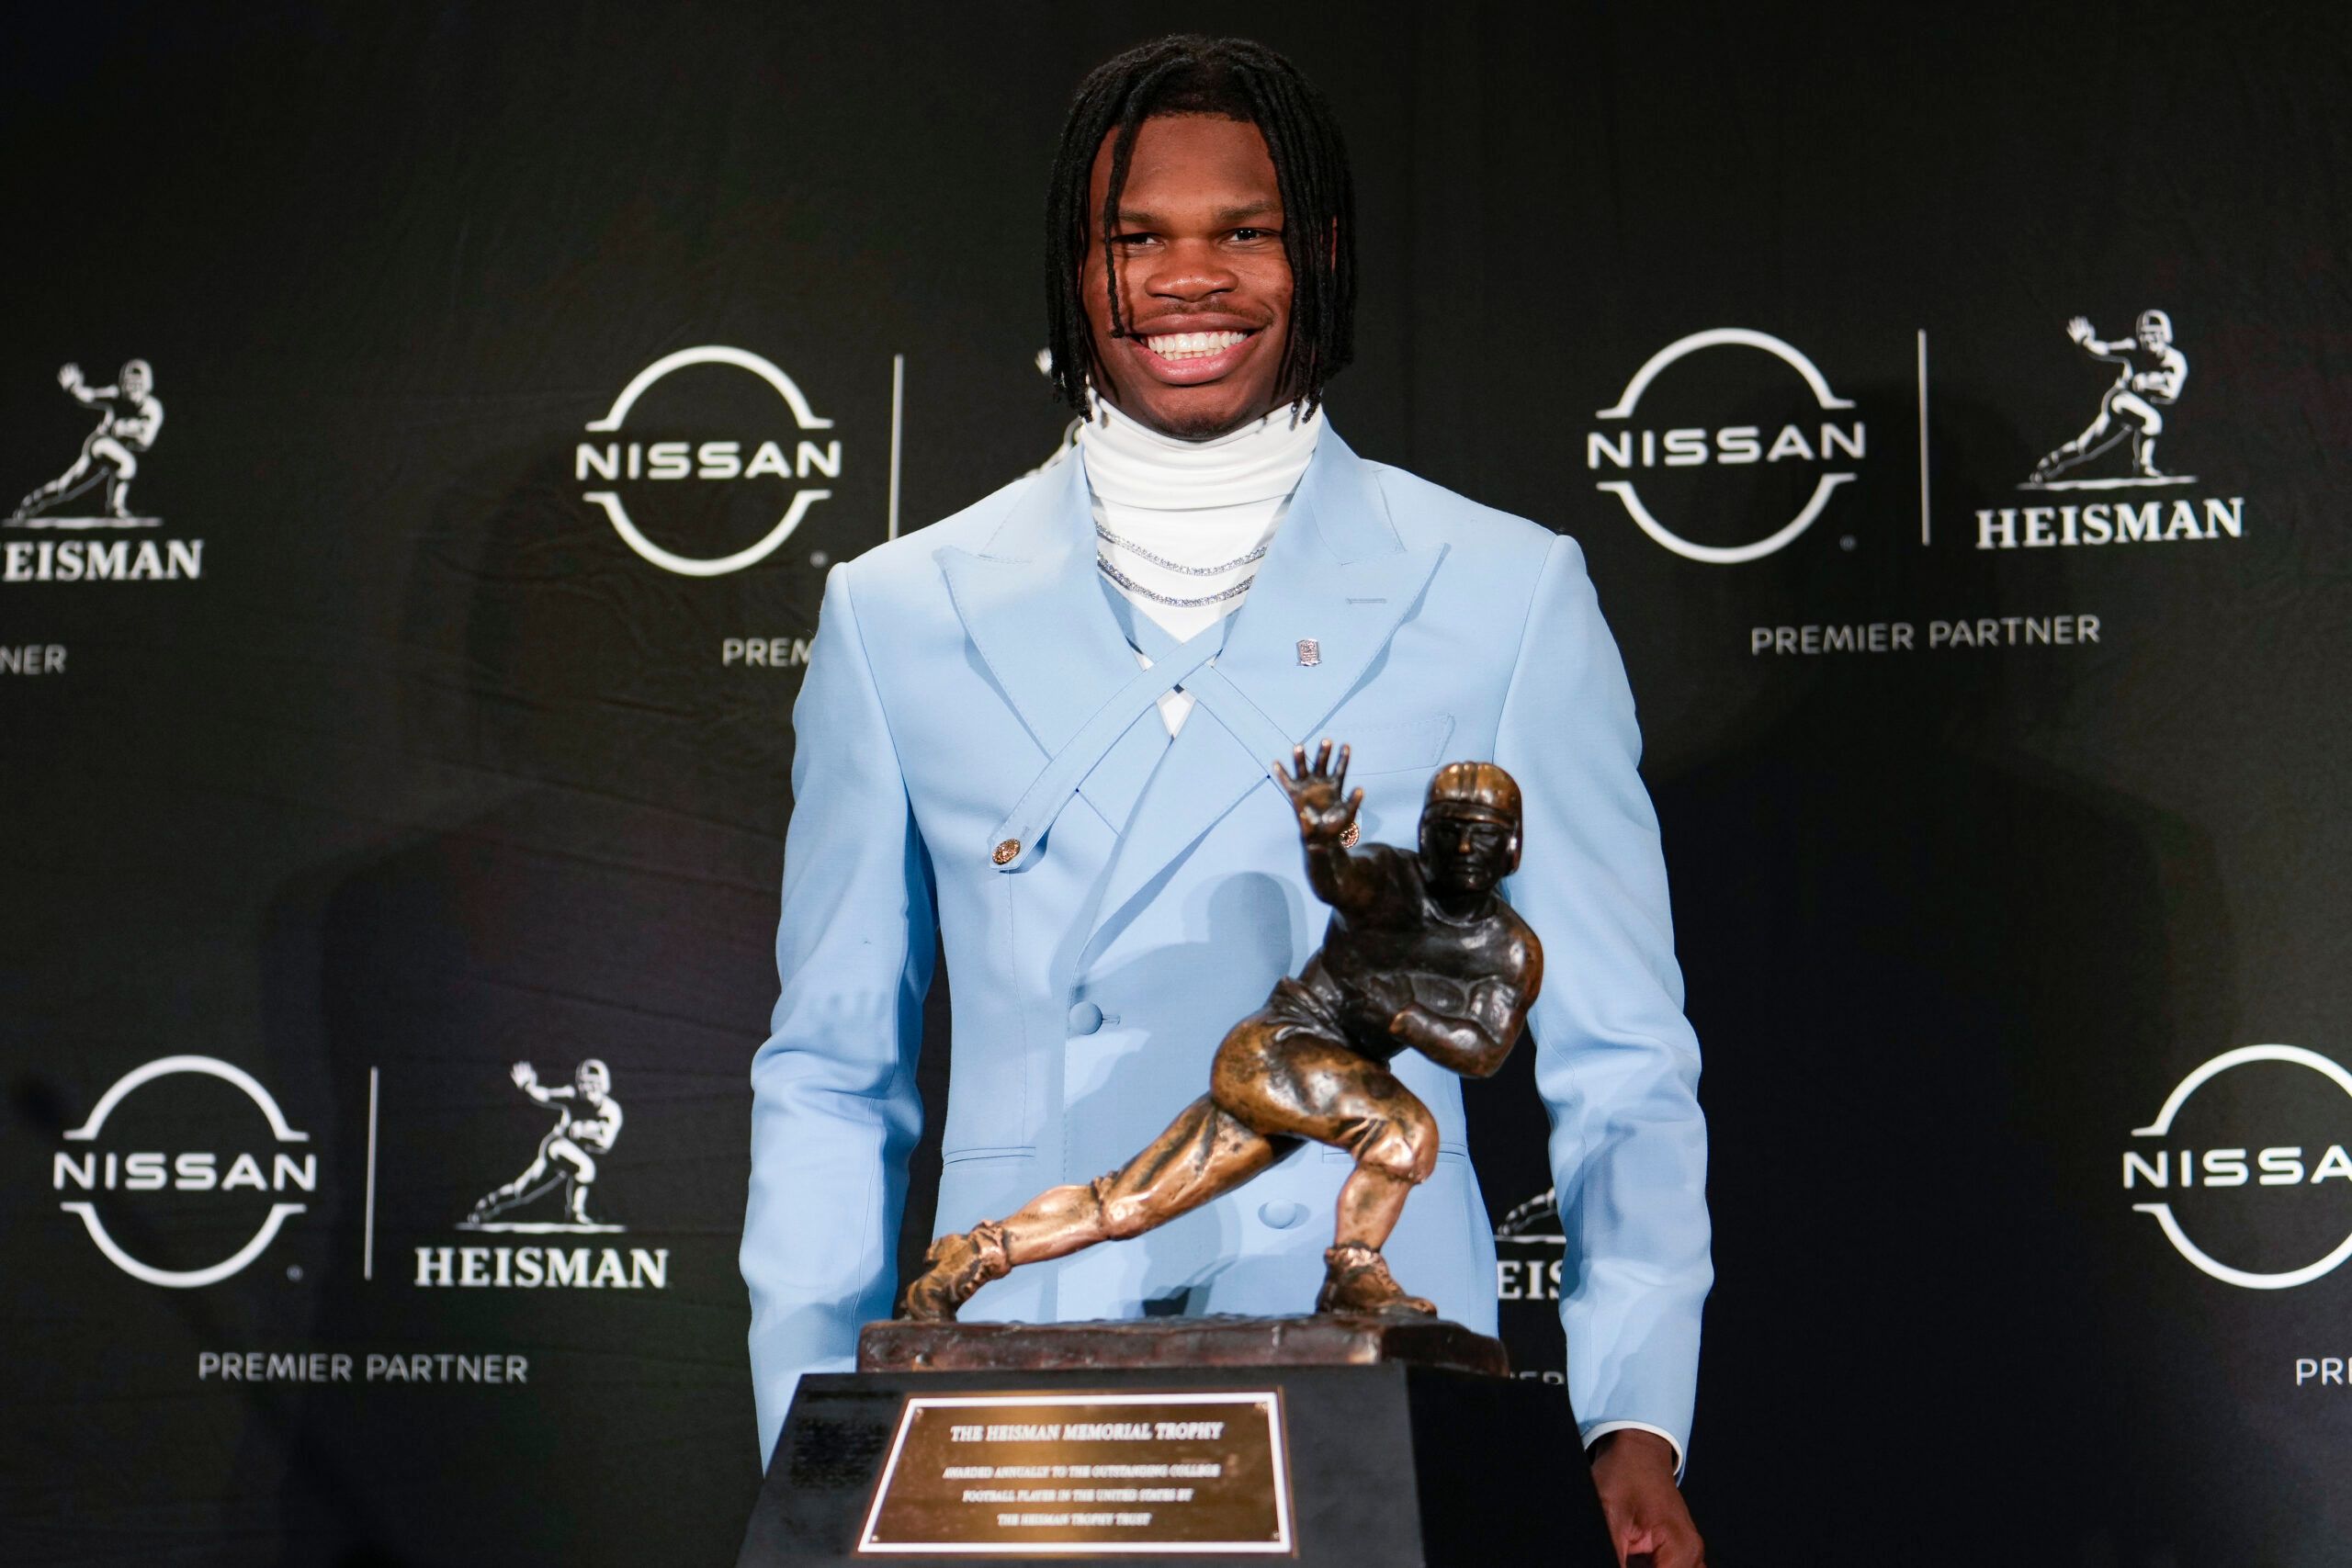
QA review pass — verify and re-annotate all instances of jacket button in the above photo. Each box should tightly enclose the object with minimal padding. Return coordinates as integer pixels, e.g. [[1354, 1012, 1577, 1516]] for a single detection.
[[1067, 1000, 1104, 1035], [992, 839, 1021, 865], [1257, 1201, 1307, 1230]]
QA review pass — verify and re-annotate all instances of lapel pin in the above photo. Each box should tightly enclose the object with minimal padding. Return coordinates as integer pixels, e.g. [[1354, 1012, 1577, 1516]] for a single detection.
[[1295, 638, 1321, 667]]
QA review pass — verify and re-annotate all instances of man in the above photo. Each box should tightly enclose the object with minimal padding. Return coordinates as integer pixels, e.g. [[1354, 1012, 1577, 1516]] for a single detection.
[[743, 35, 1709, 1566], [899, 747, 1544, 1323], [11, 359, 163, 523], [467, 1059, 624, 1228], [2029, 310, 2188, 482]]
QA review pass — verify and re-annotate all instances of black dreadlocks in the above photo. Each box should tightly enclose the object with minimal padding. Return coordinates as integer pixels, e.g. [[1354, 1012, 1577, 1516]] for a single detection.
[[1043, 34, 1356, 418]]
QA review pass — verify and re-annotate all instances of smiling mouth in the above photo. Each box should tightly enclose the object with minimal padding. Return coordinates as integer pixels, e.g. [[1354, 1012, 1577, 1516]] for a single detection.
[[1141, 329, 1253, 362]]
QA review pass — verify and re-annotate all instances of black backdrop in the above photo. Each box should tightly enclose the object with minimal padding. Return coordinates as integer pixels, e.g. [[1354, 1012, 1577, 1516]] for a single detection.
[[5, 4, 2349, 1564]]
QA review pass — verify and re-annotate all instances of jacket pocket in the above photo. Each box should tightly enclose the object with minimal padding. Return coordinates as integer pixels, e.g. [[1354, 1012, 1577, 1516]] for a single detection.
[[1321, 714, 1454, 776], [942, 1144, 1036, 1164]]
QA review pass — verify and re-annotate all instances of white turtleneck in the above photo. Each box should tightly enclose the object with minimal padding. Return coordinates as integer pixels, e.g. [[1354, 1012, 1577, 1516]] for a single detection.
[[1078, 396, 1322, 736]]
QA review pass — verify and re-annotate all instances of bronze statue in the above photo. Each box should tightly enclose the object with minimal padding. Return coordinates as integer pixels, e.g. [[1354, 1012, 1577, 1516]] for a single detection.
[[900, 740, 1544, 1322]]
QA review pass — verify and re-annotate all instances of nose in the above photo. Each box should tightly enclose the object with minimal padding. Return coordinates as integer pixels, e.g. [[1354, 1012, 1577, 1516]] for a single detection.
[[1142, 238, 1238, 302]]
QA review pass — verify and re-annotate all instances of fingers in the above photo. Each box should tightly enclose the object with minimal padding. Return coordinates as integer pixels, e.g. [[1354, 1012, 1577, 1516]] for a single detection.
[[1273, 741, 1358, 817], [1609, 1501, 1702, 1568], [1651, 1529, 1705, 1568], [1279, 739, 1356, 780]]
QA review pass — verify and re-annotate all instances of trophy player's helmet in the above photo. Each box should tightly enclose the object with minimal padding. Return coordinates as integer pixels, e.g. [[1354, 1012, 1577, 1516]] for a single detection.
[[119, 359, 153, 396], [2135, 310, 2174, 346], [1425, 761, 1521, 826], [575, 1059, 612, 1097]]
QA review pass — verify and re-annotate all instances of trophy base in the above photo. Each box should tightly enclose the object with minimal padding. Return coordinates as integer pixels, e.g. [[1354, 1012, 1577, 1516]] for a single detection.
[[741, 1316, 1613, 1567], [858, 1311, 1511, 1378]]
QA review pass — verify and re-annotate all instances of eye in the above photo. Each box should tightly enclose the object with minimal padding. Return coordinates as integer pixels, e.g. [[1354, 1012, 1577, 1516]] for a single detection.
[[1109, 231, 1157, 250], [1229, 227, 1282, 243]]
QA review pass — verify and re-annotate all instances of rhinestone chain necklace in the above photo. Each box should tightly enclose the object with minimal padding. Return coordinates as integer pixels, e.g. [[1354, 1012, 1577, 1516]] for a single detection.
[[1095, 554, 1255, 608], [1093, 519, 1268, 576]]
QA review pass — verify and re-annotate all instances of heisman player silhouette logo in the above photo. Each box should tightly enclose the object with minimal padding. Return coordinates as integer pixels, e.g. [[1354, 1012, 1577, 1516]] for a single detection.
[[9, 360, 165, 527], [460, 1060, 627, 1235], [2024, 311, 2191, 490]]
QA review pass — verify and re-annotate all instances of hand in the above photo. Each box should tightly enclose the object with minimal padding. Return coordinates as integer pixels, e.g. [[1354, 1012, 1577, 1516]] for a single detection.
[[510, 1062, 537, 1089], [1386, 1005, 1437, 1047], [57, 363, 82, 389], [1270, 739, 1362, 846], [2065, 315, 2095, 344], [1589, 1430, 1704, 1567]]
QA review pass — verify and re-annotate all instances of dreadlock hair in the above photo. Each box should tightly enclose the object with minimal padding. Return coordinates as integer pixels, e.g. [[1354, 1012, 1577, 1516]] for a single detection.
[[1043, 34, 1357, 419]]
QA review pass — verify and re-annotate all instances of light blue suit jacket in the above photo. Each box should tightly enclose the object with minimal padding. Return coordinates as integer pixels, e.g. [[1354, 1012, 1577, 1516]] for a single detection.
[[742, 428, 1711, 1468]]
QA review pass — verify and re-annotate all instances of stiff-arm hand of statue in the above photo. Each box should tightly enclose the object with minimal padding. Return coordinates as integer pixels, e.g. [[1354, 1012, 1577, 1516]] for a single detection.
[[1271, 739, 1363, 844]]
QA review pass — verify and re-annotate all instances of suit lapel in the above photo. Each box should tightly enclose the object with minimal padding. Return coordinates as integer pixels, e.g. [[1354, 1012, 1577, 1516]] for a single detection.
[[936, 455, 1158, 833], [1079, 430, 1444, 964]]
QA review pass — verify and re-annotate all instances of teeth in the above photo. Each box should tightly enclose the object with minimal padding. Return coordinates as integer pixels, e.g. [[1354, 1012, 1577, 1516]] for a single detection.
[[1144, 330, 1248, 360]]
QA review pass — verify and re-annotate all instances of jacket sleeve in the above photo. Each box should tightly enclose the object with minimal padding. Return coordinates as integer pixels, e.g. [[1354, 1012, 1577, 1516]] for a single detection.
[[741, 561, 936, 1468], [1490, 532, 1712, 1472]]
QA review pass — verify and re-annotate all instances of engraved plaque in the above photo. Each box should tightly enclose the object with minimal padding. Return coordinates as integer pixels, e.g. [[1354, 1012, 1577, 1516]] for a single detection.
[[857, 1391, 1291, 1555]]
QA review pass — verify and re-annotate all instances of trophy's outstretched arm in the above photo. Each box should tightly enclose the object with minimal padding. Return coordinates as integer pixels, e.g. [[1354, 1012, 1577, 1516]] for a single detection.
[[1271, 739, 1383, 912]]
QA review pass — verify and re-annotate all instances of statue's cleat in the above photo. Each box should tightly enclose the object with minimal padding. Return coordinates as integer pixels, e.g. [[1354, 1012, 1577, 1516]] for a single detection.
[[1317, 1242, 1436, 1317], [898, 1223, 1012, 1322]]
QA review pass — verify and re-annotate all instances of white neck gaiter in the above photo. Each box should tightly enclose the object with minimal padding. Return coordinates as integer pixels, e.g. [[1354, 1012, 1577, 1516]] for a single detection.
[[1079, 396, 1323, 736]]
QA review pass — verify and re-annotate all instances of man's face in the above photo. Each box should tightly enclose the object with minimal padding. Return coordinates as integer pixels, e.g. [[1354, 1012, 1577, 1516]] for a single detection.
[[1080, 114, 1294, 439], [1420, 810, 1518, 897], [120, 364, 151, 398], [2136, 321, 2168, 353]]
